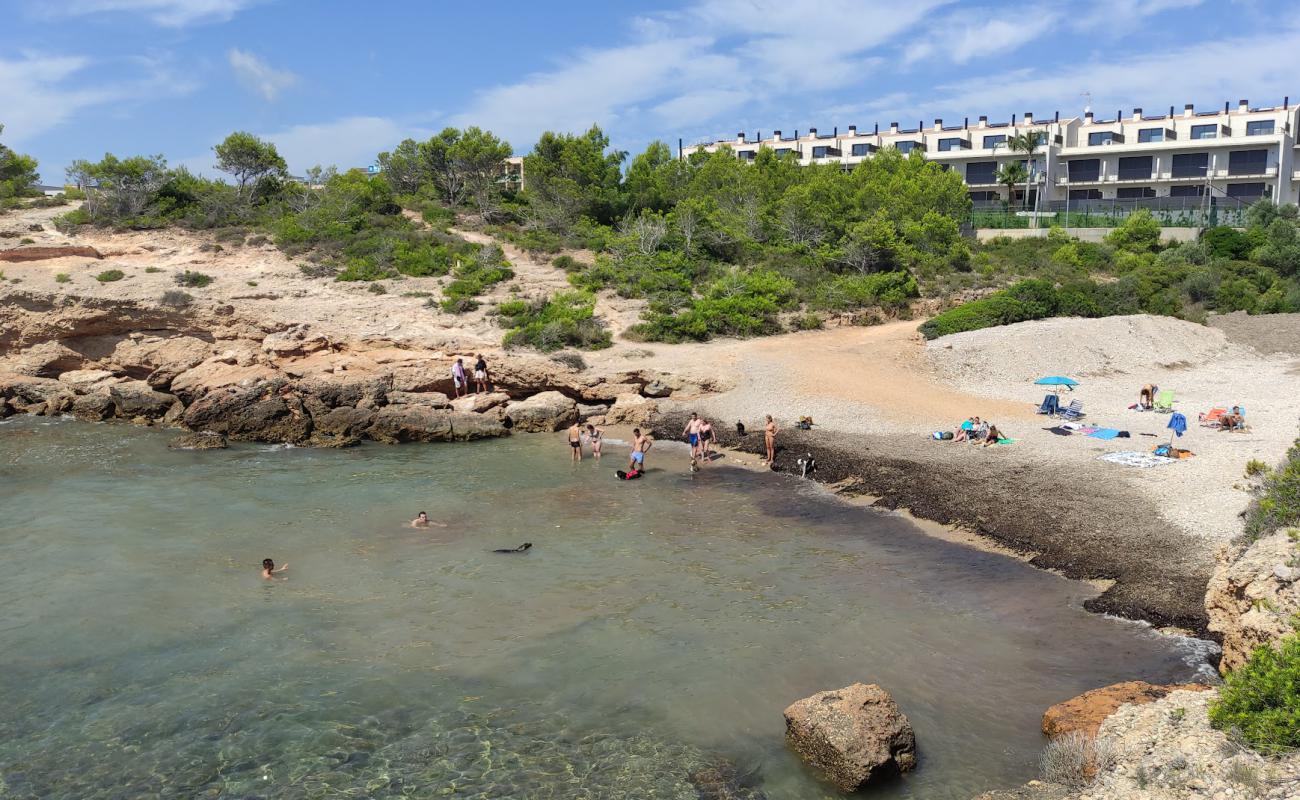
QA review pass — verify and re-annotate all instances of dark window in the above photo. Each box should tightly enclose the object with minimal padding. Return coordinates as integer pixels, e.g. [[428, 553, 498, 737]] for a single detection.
[[1228, 149, 1268, 176], [1068, 159, 1101, 182], [1069, 189, 1103, 200], [1116, 187, 1156, 199], [1031, 131, 1049, 145], [1138, 128, 1164, 143], [1190, 124, 1217, 139], [968, 191, 997, 202], [1245, 120, 1275, 136], [982, 134, 1005, 148], [895, 141, 922, 154], [736, 150, 755, 160], [850, 143, 874, 156], [1170, 152, 1208, 178], [1169, 185, 1204, 198], [811, 146, 830, 158], [937, 137, 965, 152], [1226, 183, 1267, 199], [965, 161, 997, 184], [1088, 131, 1121, 146], [774, 148, 792, 156], [1117, 156, 1153, 181]]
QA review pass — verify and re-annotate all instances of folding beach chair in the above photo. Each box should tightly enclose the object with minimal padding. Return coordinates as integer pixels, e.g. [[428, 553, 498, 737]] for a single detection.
[[1036, 394, 1060, 416], [1059, 399, 1086, 421], [1154, 390, 1174, 413], [1199, 408, 1227, 427]]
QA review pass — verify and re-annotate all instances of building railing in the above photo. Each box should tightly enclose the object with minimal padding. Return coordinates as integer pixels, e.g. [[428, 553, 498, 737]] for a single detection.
[[969, 194, 1252, 229]]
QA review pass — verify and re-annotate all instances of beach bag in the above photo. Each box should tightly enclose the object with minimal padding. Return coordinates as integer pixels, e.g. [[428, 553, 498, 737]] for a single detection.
[[932, 431, 954, 440]]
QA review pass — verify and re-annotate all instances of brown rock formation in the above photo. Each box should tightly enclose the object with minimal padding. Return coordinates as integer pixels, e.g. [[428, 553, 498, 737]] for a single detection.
[[1040, 681, 1210, 739], [783, 683, 916, 792], [1206, 530, 1300, 672], [0, 245, 102, 262]]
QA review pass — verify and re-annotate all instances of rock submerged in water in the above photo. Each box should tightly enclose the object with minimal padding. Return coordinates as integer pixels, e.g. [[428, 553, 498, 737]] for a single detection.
[[168, 432, 228, 450], [783, 683, 916, 792]]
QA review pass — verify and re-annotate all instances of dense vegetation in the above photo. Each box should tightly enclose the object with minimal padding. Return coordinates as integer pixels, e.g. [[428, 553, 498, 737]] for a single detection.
[[1243, 440, 1300, 544], [921, 206, 1300, 338], [39, 118, 1300, 349], [1210, 632, 1300, 754]]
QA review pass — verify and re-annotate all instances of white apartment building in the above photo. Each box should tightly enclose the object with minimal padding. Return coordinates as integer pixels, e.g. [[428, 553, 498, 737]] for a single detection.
[[679, 98, 1300, 209]]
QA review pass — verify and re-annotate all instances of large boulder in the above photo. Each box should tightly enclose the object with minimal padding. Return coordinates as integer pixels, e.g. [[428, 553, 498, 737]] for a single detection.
[[7, 341, 87, 376], [57, 369, 120, 392], [182, 386, 312, 443], [168, 432, 228, 450], [260, 325, 331, 358], [0, 245, 102, 262], [504, 391, 578, 433], [0, 374, 69, 405], [307, 406, 373, 448], [450, 391, 510, 414], [368, 405, 455, 443], [109, 380, 178, 419], [783, 683, 916, 792], [605, 394, 658, 426], [71, 391, 115, 421], [448, 412, 509, 441], [387, 390, 451, 409], [1206, 530, 1300, 672], [1041, 681, 1210, 739]]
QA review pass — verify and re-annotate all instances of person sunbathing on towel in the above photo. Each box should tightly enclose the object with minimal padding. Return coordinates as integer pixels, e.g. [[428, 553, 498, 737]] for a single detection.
[[1221, 406, 1244, 431], [954, 417, 975, 442], [981, 424, 1004, 447]]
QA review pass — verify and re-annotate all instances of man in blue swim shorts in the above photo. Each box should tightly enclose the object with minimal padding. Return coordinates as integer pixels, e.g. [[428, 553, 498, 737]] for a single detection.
[[682, 412, 703, 458], [629, 428, 652, 471]]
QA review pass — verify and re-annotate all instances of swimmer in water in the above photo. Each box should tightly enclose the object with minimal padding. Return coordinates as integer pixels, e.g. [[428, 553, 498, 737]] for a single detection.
[[261, 558, 288, 580], [411, 511, 445, 529]]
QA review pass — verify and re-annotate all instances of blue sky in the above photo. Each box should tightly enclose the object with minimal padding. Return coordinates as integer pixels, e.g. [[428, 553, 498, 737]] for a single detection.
[[4, 0, 1300, 183]]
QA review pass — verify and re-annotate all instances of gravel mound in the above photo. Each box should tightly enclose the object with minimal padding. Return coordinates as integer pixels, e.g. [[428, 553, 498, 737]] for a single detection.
[[1208, 310, 1300, 356], [925, 315, 1253, 389]]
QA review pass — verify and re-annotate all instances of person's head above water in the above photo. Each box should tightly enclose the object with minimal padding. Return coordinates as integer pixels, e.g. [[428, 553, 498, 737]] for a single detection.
[[416, 511, 427, 520], [262, 558, 274, 571]]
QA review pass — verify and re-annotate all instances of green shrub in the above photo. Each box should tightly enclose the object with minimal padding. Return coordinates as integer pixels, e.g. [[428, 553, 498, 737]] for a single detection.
[[631, 269, 797, 342], [438, 244, 513, 310], [1203, 226, 1253, 260], [810, 271, 919, 312], [421, 204, 456, 229], [19, 237, 34, 244], [552, 254, 579, 271], [1244, 442, 1300, 542], [500, 291, 611, 351], [920, 278, 1061, 339], [95, 269, 125, 282], [160, 290, 193, 307], [794, 312, 824, 330], [144, 266, 162, 273], [175, 270, 213, 288], [1209, 633, 1300, 754], [54, 273, 71, 283], [367, 282, 387, 295], [1245, 459, 1269, 477]]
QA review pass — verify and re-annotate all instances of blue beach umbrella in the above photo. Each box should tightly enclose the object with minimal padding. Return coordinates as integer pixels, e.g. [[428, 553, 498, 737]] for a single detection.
[[1034, 375, 1078, 396]]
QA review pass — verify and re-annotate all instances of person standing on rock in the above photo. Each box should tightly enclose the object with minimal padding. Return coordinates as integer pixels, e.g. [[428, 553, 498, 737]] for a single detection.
[[764, 415, 778, 467], [683, 412, 703, 459], [473, 354, 491, 394], [451, 358, 468, 398], [567, 422, 584, 462]]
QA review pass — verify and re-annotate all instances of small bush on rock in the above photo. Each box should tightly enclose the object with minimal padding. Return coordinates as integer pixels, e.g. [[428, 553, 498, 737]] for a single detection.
[[95, 269, 125, 282], [55, 273, 70, 283], [160, 290, 193, 307], [175, 270, 213, 288], [1209, 632, 1300, 754], [1039, 731, 1118, 788], [500, 291, 611, 351]]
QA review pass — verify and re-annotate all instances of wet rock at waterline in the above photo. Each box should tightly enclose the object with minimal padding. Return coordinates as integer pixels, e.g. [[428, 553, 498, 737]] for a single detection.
[[503, 390, 577, 432], [783, 682, 916, 791], [167, 432, 228, 450]]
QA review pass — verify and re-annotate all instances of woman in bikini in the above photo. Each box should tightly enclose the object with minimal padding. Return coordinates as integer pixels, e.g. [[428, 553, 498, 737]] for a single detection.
[[585, 423, 604, 458], [764, 415, 777, 466], [699, 419, 715, 459]]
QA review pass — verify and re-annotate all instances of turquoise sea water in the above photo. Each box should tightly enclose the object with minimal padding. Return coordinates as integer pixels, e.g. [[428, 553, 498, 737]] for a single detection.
[[0, 417, 1204, 798]]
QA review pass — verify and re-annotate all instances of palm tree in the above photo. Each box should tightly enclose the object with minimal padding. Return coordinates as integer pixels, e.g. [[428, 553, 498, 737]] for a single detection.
[[996, 161, 1029, 209], [1006, 130, 1042, 211]]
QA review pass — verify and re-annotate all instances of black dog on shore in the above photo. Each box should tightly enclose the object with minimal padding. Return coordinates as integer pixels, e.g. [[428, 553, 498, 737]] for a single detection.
[[492, 543, 532, 553], [736, 421, 746, 437]]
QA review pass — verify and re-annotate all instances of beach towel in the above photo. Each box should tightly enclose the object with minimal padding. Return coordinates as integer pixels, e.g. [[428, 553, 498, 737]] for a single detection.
[[1100, 451, 1177, 468], [1086, 428, 1122, 440], [1046, 426, 1072, 436], [995, 437, 1015, 445]]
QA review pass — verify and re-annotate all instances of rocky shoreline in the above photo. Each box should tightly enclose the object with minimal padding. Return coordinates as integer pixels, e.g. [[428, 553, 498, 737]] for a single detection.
[[651, 411, 1216, 633], [0, 292, 680, 448]]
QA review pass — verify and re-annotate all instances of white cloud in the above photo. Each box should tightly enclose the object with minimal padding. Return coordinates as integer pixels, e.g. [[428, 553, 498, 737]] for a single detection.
[[0, 53, 192, 147], [227, 49, 297, 101], [451, 0, 948, 151], [925, 25, 1300, 122], [40, 0, 256, 26]]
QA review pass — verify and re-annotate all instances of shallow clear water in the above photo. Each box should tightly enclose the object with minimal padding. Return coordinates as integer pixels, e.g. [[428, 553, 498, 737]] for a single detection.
[[1, 417, 1204, 798]]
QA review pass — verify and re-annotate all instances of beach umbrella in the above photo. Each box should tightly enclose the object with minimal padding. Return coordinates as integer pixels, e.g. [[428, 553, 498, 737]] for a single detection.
[[1034, 375, 1078, 396], [1167, 412, 1187, 445]]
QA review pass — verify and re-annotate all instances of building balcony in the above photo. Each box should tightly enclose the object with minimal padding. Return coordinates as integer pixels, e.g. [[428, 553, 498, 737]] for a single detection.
[[1212, 166, 1278, 178]]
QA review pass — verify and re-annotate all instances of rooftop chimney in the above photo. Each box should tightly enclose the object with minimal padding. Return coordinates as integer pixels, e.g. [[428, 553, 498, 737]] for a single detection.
[[808, 127, 817, 137], [1084, 111, 1094, 123], [1132, 108, 1142, 121], [773, 129, 782, 139], [889, 122, 899, 134], [1169, 105, 1175, 118], [977, 115, 988, 129], [847, 125, 857, 135], [735, 132, 745, 143], [1024, 112, 1034, 124], [933, 118, 942, 131], [1184, 103, 1194, 118], [1238, 98, 1249, 113]]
